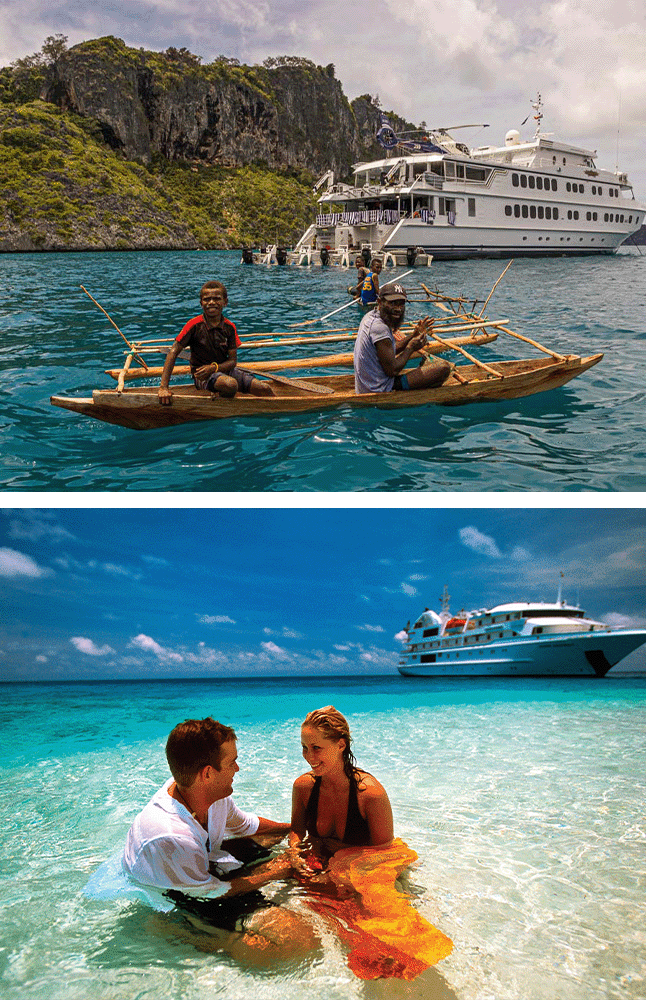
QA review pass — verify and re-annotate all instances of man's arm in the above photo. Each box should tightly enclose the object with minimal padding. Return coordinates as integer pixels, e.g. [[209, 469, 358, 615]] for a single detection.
[[255, 817, 291, 837], [158, 341, 184, 405]]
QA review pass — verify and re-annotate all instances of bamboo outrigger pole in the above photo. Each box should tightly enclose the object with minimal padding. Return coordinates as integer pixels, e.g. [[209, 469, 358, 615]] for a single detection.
[[81, 286, 149, 370], [477, 260, 514, 317]]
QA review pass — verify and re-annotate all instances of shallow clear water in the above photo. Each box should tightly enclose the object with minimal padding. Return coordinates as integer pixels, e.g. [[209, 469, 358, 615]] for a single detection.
[[1, 249, 645, 491], [1, 675, 644, 1000]]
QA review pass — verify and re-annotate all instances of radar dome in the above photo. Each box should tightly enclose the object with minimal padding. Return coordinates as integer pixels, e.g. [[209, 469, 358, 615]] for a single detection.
[[505, 129, 521, 146]]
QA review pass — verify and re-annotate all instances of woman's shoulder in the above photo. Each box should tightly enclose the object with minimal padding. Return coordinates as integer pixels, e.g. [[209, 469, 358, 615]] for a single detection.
[[293, 770, 317, 790], [354, 769, 387, 798]]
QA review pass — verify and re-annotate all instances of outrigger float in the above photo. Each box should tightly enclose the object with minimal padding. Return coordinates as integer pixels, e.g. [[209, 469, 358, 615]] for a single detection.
[[51, 269, 603, 431]]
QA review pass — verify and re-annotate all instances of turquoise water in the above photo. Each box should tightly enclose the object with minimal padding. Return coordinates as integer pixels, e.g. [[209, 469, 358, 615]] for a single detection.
[[1, 675, 645, 1000], [1, 249, 646, 491]]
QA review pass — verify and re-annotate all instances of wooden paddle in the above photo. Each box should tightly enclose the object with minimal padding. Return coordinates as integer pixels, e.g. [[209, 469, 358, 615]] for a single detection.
[[293, 268, 415, 327], [235, 366, 335, 394]]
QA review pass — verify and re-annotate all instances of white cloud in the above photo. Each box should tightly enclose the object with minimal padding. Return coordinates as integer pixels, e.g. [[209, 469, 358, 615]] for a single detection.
[[459, 526, 502, 558], [261, 640, 289, 658], [102, 562, 142, 580], [401, 582, 417, 596], [130, 633, 184, 663], [70, 636, 116, 656], [35, 654, 48, 663], [394, 629, 408, 643], [356, 624, 385, 632], [604, 612, 646, 629], [0, 547, 51, 578], [199, 614, 236, 624], [5, 510, 74, 543]]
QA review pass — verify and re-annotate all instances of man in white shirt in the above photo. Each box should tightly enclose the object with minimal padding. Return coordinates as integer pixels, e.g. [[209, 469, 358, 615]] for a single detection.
[[123, 717, 319, 963]]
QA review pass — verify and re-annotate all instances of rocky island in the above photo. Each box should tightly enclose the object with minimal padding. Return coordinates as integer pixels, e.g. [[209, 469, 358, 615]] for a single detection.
[[0, 36, 412, 252]]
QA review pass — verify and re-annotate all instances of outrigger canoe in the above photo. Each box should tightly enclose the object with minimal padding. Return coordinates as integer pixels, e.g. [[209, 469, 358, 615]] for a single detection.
[[51, 353, 603, 431]]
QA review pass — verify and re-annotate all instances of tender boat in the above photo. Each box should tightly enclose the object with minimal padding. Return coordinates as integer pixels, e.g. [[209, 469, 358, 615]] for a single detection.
[[279, 94, 645, 264], [398, 586, 646, 677]]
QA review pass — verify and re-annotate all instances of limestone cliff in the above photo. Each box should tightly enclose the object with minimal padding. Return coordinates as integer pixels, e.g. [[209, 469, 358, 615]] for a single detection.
[[41, 38, 386, 177]]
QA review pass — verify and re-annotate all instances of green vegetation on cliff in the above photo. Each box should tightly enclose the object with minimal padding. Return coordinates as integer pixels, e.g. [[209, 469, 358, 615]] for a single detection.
[[0, 101, 317, 251], [0, 35, 386, 252]]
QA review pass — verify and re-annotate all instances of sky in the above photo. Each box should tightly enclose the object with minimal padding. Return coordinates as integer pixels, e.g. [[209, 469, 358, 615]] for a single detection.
[[1, 506, 645, 681], [1, 0, 645, 196]]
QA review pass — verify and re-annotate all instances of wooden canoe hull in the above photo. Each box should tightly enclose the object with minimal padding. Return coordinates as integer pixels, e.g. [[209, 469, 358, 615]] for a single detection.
[[50, 354, 603, 431]]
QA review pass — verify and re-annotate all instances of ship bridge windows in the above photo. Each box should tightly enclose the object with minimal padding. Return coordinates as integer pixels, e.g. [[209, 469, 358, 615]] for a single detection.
[[423, 627, 439, 637]]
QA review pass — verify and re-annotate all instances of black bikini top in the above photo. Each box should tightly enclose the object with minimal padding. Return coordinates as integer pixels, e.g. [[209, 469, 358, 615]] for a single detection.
[[304, 771, 371, 846]]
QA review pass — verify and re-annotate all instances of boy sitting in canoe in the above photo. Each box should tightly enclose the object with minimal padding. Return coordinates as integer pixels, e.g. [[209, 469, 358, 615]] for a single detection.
[[158, 281, 274, 405], [353, 282, 451, 394]]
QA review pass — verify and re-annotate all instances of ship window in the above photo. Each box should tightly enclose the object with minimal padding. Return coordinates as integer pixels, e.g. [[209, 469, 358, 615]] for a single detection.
[[593, 212, 598, 221], [423, 627, 439, 637], [512, 174, 519, 187], [538, 205, 544, 219], [522, 205, 528, 218], [520, 175, 527, 188], [528, 176, 535, 189], [554, 207, 559, 219], [505, 205, 512, 216], [552, 179, 557, 191], [536, 176, 543, 190], [586, 211, 591, 221], [514, 205, 520, 217], [592, 185, 596, 194], [530, 205, 536, 218], [573, 210, 579, 220], [566, 182, 571, 192], [421, 654, 436, 663], [468, 198, 476, 216]]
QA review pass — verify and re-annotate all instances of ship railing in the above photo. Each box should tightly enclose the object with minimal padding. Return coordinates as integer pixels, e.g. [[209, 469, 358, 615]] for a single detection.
[[316, 209, 403, 227]]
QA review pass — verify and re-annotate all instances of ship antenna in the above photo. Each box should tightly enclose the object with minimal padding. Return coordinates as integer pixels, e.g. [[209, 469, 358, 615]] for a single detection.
[[531, 93, 543, 139], [440, 584, 451, 614], [557, 571, 564, 606], [615, 90, 621, 173]]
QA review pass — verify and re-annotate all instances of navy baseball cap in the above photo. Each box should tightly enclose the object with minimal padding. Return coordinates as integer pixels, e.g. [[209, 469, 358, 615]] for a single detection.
[[379, 282, 408, 300]]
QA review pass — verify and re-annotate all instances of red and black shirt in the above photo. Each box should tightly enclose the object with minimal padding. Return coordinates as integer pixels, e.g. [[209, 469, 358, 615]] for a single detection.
[[176, 315, 242, 373]]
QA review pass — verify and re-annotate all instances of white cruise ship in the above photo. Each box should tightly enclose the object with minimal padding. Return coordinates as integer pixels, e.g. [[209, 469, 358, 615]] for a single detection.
[[292, 95, 645, 263], [398, 586, 646, 678]]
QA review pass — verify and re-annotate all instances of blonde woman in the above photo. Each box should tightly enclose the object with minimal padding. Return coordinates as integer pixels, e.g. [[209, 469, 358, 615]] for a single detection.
[[290, 706, 393, 859]]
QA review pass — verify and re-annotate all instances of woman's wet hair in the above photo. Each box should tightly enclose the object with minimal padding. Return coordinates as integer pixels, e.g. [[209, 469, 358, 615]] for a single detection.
[[303, 705, 357, 778]]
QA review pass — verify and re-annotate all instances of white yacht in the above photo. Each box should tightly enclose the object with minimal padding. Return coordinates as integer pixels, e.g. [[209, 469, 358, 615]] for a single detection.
[[290, 95, 645, 264], [398, 585, 646, 678]]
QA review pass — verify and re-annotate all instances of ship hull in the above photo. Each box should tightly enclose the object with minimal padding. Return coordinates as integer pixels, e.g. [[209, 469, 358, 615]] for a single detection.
[[398, 630, 646, 678]]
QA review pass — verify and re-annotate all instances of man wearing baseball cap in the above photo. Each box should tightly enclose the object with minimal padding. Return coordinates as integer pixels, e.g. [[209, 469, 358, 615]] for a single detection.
[[353, 282, 451, 394]]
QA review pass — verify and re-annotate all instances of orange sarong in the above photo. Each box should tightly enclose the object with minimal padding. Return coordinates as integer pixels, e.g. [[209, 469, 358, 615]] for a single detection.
[[301, 838, 453, 980]]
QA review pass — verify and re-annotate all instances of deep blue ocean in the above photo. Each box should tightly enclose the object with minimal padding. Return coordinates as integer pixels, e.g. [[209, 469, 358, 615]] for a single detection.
[[1, 249, 645, 492], [1, 674, 644, 1000]]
